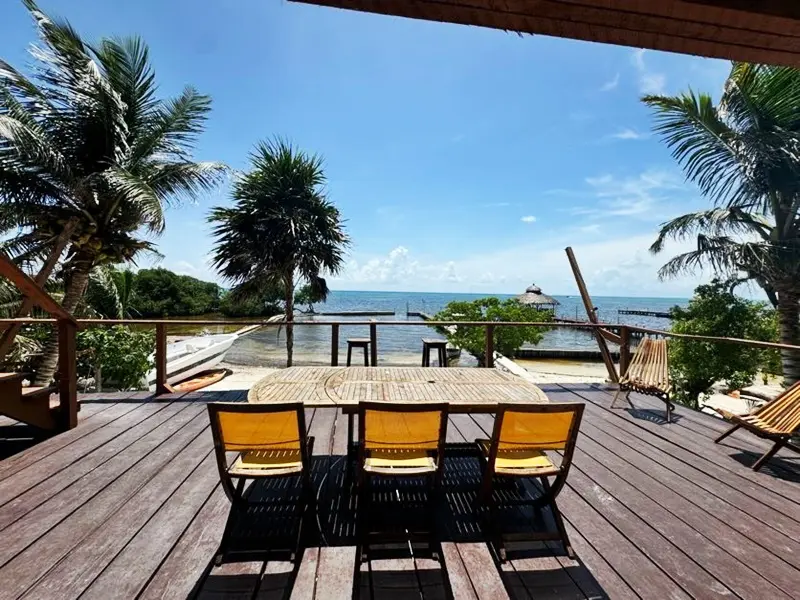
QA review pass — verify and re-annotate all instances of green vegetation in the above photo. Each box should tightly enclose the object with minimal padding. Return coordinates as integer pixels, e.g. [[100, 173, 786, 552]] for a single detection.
[[668, 281, 778, 407], [434, 297, 551, 366], [643, 63, 800, 385], [209, 139, 349, 366], [130, 268, 222, 317], [77, 326, 154, 391], [0, 0, 226, 385]]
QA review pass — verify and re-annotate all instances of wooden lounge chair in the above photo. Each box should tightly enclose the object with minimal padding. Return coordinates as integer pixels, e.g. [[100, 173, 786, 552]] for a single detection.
[[356, 401, 448, 560], [207, 402, 315, 565], [476, 402, 584, 560], [714, 381, 800, 471], [612, 337, 675, 422]]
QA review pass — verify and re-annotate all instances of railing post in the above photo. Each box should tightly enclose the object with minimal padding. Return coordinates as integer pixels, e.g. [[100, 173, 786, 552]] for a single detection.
[[485, 324, 495, 368], [57, 319, 78, 430], [155, 323, 172, 395], [331, 323, 339, 366], [369, 320, 378, 367], [619, 325, 631, 378]]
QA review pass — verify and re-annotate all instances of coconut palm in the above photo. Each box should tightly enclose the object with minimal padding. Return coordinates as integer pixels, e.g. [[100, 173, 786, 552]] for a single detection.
[[643, 63, 800, 385], [0, 0, 227, 384], [208, 139, 349, 367]]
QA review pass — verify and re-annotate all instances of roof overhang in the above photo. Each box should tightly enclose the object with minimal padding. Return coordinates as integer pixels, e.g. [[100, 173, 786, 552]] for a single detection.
[[289, 0, 800, 67]]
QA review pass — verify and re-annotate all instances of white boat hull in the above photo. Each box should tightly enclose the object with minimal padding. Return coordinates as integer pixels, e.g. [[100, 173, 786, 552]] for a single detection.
[[146, 333, 237, 391]]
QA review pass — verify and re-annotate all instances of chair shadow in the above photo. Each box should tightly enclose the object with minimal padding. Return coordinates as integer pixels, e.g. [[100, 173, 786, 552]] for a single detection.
[[0, 424, 48, 460], [625, 407, 680, 425], [196, 449, 608, 599], [725, 449, 800, 482]]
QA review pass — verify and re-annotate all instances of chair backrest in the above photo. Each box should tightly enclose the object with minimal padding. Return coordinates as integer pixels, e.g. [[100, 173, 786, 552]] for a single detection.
[[753, 380, 800, 434], [625, 337, 670, 391], [488, 403, 584, 471], [358, 401, 448, 452], [207, 402, 310, 470]]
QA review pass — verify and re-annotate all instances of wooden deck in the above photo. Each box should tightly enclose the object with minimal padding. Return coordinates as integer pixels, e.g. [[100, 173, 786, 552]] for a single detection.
[[0, 384, 799, 599]]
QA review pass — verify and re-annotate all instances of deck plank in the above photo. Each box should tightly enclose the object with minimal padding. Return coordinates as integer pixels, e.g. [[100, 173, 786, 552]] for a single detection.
[[0, 383, 799, 599]]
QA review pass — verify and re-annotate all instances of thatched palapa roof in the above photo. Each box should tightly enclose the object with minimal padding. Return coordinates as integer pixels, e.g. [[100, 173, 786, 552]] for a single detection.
[[516, 283, 559, 308], [289, 1, 800, 67]]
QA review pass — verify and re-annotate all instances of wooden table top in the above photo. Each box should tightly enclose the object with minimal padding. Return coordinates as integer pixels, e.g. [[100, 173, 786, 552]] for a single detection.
[[247, 366, 549, 412]]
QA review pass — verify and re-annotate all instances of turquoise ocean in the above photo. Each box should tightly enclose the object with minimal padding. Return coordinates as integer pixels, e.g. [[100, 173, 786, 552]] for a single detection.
[[225, 290, 687, 368]]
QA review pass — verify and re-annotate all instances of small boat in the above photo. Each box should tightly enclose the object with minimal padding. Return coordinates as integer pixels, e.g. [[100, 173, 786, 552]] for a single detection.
[[145, 333, 238, 391], [172, 368, 231, 393]]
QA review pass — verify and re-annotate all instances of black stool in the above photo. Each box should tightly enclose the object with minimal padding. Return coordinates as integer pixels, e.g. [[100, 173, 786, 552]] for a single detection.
[[347, 338, 371, 366], [422, 338, 448, 367]]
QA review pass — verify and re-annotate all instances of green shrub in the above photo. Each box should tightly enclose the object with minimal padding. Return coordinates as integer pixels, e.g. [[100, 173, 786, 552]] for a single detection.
[[77, 326, 154, 391], [669, 280, 777, 407], [434, 297, 551, 366]]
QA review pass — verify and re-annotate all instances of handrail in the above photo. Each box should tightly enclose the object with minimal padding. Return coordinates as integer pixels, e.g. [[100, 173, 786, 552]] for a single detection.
[[628, 326, 800, 352]]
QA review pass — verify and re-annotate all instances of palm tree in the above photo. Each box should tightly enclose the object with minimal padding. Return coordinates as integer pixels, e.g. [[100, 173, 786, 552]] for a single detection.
[[643, 63, 800, 385], [0, 0, 227, 384], [208, 139, 349, 367]]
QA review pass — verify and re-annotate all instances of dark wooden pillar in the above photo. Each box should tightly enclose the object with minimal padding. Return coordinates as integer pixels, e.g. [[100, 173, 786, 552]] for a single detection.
[[619, 325, 631, 378], [369, 321, 378, 367], [485, 324, 495, 368], [57, 319, 78, 429], [155, 323, 173, 395], [331, 323, 339, 366]]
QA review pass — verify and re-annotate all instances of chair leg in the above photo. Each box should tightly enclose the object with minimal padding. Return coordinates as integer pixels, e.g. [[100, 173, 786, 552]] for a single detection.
[[714, 423, 741, 444], [611, 387, 630, 408], [541, 477, 574, 558], [347, 345, 353, 366], [363, 346, 369, 367], [422, 346, 428, 366], [439, 347, 446, 367], [752, 440, 785, 471]]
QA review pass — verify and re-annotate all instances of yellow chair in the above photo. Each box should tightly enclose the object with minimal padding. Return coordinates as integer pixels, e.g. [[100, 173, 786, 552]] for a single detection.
[[476, 403, 584, 560], [356, 401, 449, 558], [207, 402, 315, 564]]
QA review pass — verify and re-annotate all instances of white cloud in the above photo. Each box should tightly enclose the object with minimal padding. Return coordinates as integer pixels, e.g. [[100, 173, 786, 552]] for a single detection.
[[631, 49, 666, 95], [600, 73, 619, 92], [521, 215, 537, 223], [609, 128, 646, 141], [574, 169, 689, 220]]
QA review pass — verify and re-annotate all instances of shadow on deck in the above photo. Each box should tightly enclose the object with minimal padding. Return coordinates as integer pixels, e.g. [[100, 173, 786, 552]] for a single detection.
[[0, 383, 798, 599]]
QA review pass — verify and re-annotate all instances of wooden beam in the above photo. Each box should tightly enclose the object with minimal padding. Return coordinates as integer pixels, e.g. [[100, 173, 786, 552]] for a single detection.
[[565, 247, 619, 383], [331, 323, 339, 366], [0, 253, 75, 322], [599, 328, 622, 346], [369, 321, 378, 367], [485, 324, 495, 368], [57, 319, 78, 429], [619, 325, 631, 378], [155, 323, 173, 395]]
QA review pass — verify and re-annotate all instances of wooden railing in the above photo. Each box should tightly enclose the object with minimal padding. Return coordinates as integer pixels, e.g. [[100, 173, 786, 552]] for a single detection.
[[4, 317, 800, 417]]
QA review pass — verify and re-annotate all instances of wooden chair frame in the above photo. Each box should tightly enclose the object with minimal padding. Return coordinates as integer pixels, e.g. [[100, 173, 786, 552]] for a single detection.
[[207, 401, 316, 565], [477, 402, 584, 560], [612, 337, 674, 423], [356, 401, 449, 560], [714, 380, 800, 471]]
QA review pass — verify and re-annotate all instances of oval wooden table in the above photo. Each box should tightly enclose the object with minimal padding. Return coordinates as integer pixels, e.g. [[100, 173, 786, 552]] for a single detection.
[[248, 366, 550, 453]]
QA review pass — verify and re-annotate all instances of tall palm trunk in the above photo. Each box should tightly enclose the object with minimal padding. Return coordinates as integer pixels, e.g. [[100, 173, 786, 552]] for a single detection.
[[33, 263, 91, 386], [0, 221, 77, 362], [776, 289, 800, 387], [284, 272, 294, 368]]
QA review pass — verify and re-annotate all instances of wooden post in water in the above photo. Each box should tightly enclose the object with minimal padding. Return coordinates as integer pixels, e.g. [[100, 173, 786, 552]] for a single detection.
[[369, 321, 378, 366], [57, 319, 78, 429], [331, 323, 339, 366], [485, 324, 495, 368], [619, 325, 631, 378], [155, 323, 173, 395]]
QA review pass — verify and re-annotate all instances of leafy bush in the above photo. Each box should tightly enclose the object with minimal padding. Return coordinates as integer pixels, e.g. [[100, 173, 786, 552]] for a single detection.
[[77, 326, 154, 391], [669, 280, 778, 407], [434, 297, 551, 366], [130, 268, 222, 317], [219, 292, 281, 317]]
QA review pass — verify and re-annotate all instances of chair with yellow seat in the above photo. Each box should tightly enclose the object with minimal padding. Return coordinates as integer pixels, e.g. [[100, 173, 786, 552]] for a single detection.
[[207, 402, 315, 565], [356, 401, 449, 558], [476, 402, 584, 560]]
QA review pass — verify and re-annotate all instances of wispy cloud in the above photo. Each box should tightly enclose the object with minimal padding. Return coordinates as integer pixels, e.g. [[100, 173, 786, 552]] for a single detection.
[[600, 73, 619, 92], [609, 128, 647, 141], [631, 49, 666, 95], [521, 215, 537, 223], [573, 170, 687, 220]]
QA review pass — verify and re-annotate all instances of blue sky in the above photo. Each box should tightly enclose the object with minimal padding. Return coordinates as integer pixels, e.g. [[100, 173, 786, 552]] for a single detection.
[[1, 0, 737, 298]]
